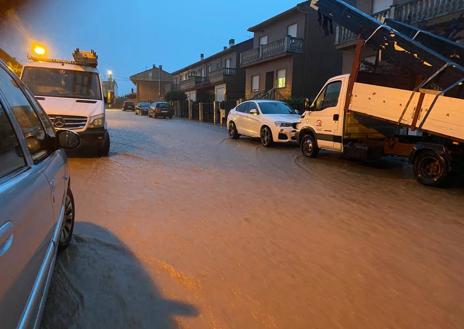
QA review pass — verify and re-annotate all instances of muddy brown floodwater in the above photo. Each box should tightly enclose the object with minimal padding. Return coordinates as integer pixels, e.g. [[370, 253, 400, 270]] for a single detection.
[[41, 110, 464, 329]]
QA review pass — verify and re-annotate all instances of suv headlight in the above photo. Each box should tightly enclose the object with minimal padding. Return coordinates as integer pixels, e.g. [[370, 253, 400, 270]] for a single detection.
[[274, 121, 293, 127], [89, 114, 105, 128]]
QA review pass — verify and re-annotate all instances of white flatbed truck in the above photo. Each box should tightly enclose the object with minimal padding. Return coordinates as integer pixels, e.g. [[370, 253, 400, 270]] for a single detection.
[[297, 0, 464, 186]]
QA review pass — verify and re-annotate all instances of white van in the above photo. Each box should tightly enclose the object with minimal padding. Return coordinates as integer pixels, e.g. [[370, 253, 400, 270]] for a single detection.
[[21, 52, 110, 156]]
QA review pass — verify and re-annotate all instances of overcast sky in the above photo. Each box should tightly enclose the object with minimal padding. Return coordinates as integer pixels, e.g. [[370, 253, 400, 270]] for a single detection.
[[1, 0, 299, 94]]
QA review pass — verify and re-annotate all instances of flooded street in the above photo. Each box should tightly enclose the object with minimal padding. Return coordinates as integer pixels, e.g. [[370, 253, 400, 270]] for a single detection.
[[41, 110, 464, 329]]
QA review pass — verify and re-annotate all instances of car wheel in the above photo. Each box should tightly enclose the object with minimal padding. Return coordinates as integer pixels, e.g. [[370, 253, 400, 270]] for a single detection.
[[260, 126, 273, 147], [98, 131, 111, 157], [228, 122, 239, 139], [59, 189, 75, 251], [414, 150, 449, 187], [301, 133, 319, 158]]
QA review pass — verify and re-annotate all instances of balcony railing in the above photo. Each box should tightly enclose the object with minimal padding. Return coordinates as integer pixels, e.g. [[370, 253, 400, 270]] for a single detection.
[[179, 75, 208, 91], [240, 36, 304, 67], [209, 68, 237, 84], [335, 0, 464, 46]]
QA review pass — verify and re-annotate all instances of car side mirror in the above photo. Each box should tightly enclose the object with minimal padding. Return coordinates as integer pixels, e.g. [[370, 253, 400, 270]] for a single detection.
[[57, 130, 80, 150], [250, 109, 258, 115]]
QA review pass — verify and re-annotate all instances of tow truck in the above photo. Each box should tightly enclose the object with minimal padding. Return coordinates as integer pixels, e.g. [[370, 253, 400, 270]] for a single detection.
[[21, 48, 111, 156], [297, 0, 464, 186]]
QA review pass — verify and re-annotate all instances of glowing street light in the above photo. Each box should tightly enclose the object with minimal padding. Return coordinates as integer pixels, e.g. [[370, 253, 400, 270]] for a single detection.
[[33, 44, 47, 57], [107, 70, 113, 77]]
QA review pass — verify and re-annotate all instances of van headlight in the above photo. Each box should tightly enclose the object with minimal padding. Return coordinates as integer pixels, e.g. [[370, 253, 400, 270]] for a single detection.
[[274, 121, 293, 127], [89, 114, 105, 128]]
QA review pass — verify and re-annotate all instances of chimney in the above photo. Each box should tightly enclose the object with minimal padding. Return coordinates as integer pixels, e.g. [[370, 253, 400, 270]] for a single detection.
[[153, 64, 156, 69], [224, 46, 227, 50], [229, 39, 235, 47], [159, 65, 163, 71], [200, 53, 205, 60]]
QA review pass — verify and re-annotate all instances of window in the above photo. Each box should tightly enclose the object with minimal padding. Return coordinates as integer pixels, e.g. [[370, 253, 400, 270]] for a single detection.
[[313, 81, 342, 111], [277, 69, 286, 88], [225, 58, 232, 69], [372, 0, 393, 13], [259, 102, 294, 115], [251, 75, 260, 92], [0, 104, 26, 178], [287, 24, 298, 38], [0, 67, 53, 163], [22, 67, 102, 100], [236, 102, 248, 113], [259, 36, 268, 46]]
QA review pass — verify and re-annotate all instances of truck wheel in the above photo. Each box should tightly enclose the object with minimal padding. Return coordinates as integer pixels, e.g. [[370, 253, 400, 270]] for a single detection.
[[98, 132, 111, 157], [301, 134, 319, 158], [413, 150, 449, 187]]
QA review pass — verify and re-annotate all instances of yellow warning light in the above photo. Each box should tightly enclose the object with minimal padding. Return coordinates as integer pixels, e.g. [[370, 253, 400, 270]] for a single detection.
[[33, 45, 47, 57]]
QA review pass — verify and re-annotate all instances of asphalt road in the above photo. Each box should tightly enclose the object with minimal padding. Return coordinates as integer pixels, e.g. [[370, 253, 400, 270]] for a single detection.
[[41, 110, 464, 329]]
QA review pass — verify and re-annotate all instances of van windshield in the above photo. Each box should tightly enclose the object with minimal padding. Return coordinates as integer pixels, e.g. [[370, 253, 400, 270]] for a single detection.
[[22, 67, 102, 100]]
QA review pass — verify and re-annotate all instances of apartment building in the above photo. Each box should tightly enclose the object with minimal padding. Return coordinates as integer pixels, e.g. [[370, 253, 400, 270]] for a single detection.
[[337, 0, 464, 72], [130, 65, 172, 102], [240, 2, 342, 100], [171, 39, 253, 103]]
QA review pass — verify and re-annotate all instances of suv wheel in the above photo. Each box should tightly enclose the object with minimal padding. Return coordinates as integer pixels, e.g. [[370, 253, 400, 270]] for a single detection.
[[260, 126, 273, 147], [228, 122, 239, 139], [59, 189, 75, 251]]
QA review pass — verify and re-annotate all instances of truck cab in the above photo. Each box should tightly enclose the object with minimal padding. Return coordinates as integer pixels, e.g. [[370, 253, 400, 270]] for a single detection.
[[298, 74, 349, 154], [21, 52, 110, 156]]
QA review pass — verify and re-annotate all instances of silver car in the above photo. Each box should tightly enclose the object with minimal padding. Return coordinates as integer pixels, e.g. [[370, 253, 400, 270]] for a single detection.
[[0, 60, 80, 329]]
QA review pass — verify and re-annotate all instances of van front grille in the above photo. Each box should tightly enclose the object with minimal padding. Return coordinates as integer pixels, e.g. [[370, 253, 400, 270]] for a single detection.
[[48, 115, 87, 130]]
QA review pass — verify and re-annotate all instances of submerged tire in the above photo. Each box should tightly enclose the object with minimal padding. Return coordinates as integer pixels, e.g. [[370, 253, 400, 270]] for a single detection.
[[98, 131, 111, 157], [413, 150, 449, 187]]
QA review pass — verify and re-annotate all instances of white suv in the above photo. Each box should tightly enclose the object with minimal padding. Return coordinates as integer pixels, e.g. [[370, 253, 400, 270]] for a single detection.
[[227, 100, 300, 147]]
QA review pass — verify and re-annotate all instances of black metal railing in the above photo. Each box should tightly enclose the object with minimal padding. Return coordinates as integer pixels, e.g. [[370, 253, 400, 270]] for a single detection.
[[179, 75, 209, 90], [208, 68, 237, 84], [240, 36, 304, 66], [336, 0, 464, 46]]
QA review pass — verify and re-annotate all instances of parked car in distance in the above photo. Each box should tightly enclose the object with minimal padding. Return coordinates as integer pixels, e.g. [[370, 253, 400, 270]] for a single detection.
[[148, 102, 173, 119], [135, 102, 150, 116], [0, 59, 79, 329], [122, 101, 135, 112], [227, 100, 300, 147]]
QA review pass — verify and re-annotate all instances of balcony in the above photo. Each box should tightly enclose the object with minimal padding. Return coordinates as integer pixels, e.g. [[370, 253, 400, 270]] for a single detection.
[[240, 36, 304, 67], [208, 68, 237, 84], [179, 75, 209, 91], [335, 0, 464, 46]]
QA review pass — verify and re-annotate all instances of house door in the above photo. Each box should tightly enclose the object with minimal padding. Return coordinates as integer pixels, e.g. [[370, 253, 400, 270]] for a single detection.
[[265, 71, 274, 91]]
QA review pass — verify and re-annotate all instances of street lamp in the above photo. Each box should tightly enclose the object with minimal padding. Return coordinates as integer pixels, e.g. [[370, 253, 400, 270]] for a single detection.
[[32, 44, 47, 57], [107, 70, 113, 79]]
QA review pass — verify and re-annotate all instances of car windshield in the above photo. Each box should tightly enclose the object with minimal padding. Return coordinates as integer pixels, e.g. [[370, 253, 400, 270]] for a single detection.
[[22, 67, 102, 100], [158, 103, 169, 108], [259, 102, 295, 115]]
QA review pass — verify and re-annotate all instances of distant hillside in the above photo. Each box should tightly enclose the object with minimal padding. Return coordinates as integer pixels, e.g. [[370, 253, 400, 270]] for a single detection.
[[0, 48, 22, 76]]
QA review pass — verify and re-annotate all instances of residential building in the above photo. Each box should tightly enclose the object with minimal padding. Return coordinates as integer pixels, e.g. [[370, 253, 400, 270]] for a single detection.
[[171, 38, 253, 103], [240, 2, 342, 100], [336, 0, 464, 73], [130, 65, 172, 102], [102, 79, 118, 103]]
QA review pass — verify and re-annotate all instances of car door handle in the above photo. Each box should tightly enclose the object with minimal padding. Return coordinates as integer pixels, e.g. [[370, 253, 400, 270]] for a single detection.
[[333, 114, 340, 121], [0, 222, 14, 257]]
